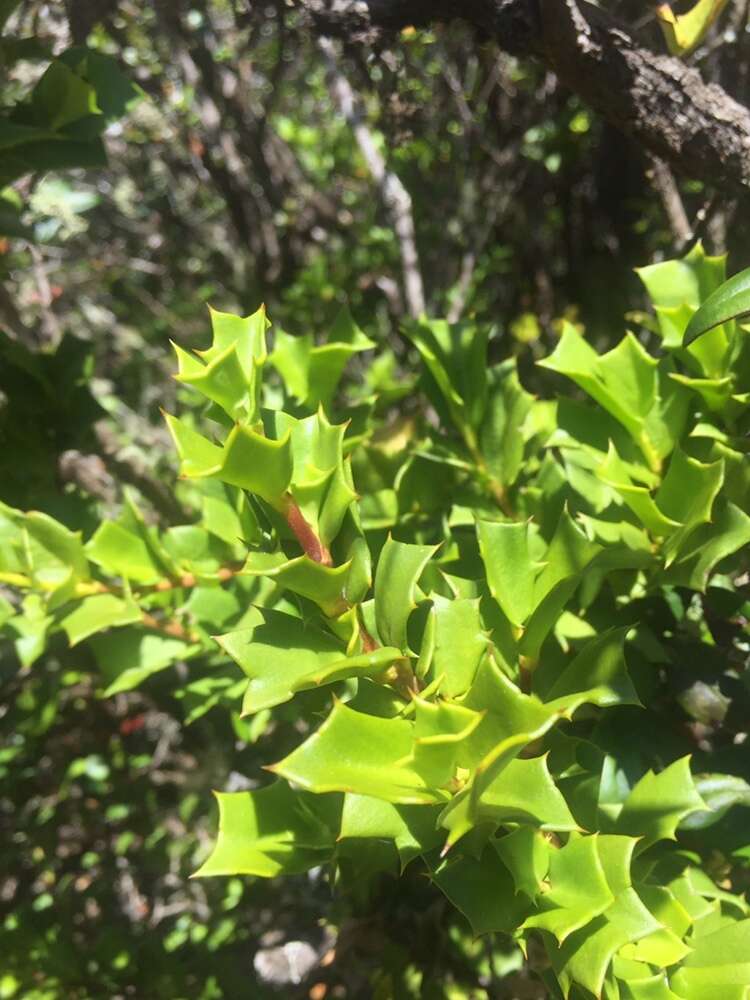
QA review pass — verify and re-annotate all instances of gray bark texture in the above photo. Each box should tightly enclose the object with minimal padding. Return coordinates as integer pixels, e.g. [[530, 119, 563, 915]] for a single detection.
[[296, 0, 750, 193]]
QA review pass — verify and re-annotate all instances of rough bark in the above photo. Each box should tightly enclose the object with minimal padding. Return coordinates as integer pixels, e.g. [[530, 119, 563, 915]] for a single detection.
[[297, 0, 750, 193]]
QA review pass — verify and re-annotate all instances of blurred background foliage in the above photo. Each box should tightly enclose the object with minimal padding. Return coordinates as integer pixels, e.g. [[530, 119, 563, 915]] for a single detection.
[[2, 0, 749, 997]]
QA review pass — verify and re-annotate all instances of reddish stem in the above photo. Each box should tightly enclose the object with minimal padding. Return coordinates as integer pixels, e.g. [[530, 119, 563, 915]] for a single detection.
[[282, 495, 333, 566]]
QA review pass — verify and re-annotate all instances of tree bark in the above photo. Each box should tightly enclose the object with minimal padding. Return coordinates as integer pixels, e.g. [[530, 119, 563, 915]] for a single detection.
[[297, 0, 750, 193]]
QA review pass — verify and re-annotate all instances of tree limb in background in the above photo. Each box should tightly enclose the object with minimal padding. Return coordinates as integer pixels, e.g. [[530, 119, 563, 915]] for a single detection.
[[299, 0, 750, 194], [647, 156, 693, 247], [318, 37, 426, 317]]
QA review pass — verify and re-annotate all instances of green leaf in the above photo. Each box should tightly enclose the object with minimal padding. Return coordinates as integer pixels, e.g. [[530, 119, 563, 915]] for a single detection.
[[665, 500, 750, 591], [472, 754, 579, 831], [193, 782, 335, 878], [495, 827, 550, 898], [539, 326, 668, 468], [655, 449, 724, 565], [61, 592, 141, 646], [430, 842, 531, 935], [438, 657, 565, 845], [271, 307, 374, 408], [85, 520, 163, 585], [339, 794, 442, 867], [549, 884, 662, 997], [597, 443, 681, 537], [173, 305, 268, 422], [409, 698, 483, 787], [404, 317, 490, 432], [166, 415, 293, 506], [683, 265, 750, 346], [680, 774, 750, 830], [479, 359, 534, 488], [656, 0, 729, 56], [374, 537, 437, 651], [477, 519, 538, 627], [637, 242, 731, 376], [240, 551, 349, 615], [271, 701, 450, 805], [217, 609, 401, 713], [420, 594, 487, 697], [89, 630, 197, 696], [544, 629, 640, 709], [670, 920, 750, 994], [615, 757, 706, 850], [32, 59, 99, 130]]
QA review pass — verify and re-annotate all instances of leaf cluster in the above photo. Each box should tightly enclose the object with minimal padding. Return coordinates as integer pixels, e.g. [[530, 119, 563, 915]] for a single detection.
[[2, 243, 750, 996]]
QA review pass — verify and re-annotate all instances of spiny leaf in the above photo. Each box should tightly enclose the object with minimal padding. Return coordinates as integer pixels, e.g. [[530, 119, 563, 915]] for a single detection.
[[615, 757, 706, 850], [193, 782, 335, 878], [270, 701, 450, 805], [374, 536, 438, 651], [217, 608, 401, 714]]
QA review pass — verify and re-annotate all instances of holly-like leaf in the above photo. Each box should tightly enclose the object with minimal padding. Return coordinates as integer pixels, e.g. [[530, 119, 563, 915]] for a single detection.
[[217, 608, 401, 714], [270, 701, 450, 805], [240, 551, 349, 616], [194, 781, 335, 878], [374, 537, 437, 652], [404, 317, 490, 432], [165, 415, 293, 507], [271, 306, 374, 408], [86, 520, 164, 585], [615, 757, 706, 850], [495, 827, 550, 899], [657, 0, 729, 57], [479, 359, 534, 488], [637, 242, 731, 376], [339, 794, 442, 868], [471, 754, 579, 831], [430, 842, 531, 935], [477, 519, 538, 628], [419, 594, 487, 697], [544, 629, 640, 709], [670, 919, 750, 995]]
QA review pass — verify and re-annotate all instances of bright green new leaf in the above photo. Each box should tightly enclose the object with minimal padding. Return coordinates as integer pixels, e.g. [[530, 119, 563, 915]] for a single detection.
[[165, 414, 293, 506]]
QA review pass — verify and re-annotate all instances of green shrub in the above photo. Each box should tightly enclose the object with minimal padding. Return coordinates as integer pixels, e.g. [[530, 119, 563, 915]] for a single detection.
[[3, 242, 750, 997]]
